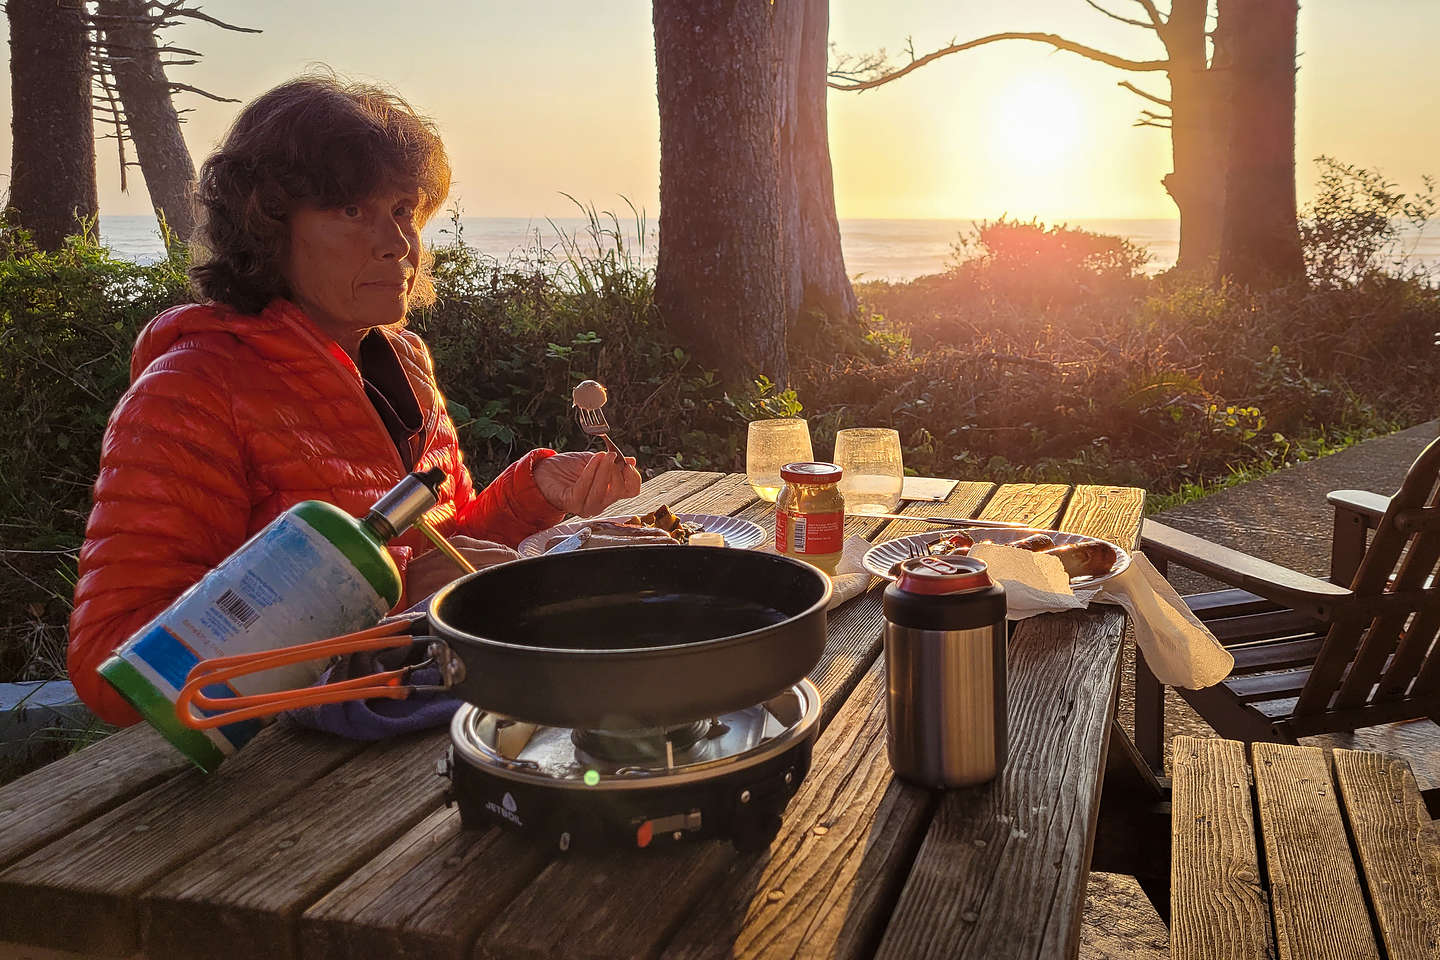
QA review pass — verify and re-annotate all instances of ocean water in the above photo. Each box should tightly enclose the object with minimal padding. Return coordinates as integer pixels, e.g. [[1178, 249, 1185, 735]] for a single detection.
[[96, 214, 1440, 282]]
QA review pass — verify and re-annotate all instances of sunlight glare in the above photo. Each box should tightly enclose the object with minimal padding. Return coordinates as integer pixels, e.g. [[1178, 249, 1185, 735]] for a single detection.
[[986, 75, 1086, 178]]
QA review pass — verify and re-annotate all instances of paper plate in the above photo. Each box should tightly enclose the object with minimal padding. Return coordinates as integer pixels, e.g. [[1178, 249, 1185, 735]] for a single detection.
[[518, 513, 767, 558], [862, 527, 1131, 588]]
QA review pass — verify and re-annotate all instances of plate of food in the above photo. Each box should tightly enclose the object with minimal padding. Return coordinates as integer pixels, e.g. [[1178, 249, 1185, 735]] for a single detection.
[[518, 505, 767, 558], [862, 526, 1130, 588]]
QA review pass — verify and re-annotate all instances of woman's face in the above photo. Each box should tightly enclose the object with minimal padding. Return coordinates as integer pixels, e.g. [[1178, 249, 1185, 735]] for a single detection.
[[284, 183, 424, 349]]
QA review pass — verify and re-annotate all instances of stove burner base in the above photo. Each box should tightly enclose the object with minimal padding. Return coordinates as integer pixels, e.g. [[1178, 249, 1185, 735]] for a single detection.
[[441, 681, 820, 852]]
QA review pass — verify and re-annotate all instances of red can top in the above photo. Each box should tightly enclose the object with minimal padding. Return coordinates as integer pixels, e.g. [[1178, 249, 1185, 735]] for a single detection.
[[895, 555, 994, 595], [780, 461, 843, 484]]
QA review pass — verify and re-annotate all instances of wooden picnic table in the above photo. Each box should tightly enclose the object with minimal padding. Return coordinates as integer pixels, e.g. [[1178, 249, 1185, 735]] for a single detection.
[[0, 470, 1145, 960]]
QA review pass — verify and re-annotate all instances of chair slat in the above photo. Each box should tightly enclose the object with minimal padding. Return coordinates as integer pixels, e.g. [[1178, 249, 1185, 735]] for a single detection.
[[1209, 610, 1324, 645], [1187, 587, 1287, 620], [1296, 439, 1440, 716], [1229, 636, 1325, 673], [1335, 524, 1440, 709], [1226, 669, 1310, 703], [1379, 604, 1440, 698]]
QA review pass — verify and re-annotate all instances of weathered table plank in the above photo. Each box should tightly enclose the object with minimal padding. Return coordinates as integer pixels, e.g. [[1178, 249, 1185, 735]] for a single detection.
[[1059, 485, 1148, 549], [1251, 742, 1381, 960], [1332, 748, 1440, 960], [0, 725, 365, 955], [599, 470, 724, 519], [1168, 736, 1271, 960], [141, 730, 451, 960], [658, 659, 934, 960], [300, 808, 549, 960], [977, 482, 1071, 529], [0, 725, 189, 870], [871, 481, 1142, 959]]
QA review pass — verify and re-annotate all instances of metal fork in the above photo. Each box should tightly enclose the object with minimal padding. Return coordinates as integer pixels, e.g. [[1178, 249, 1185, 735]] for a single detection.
[[577, 405, 623, 458]]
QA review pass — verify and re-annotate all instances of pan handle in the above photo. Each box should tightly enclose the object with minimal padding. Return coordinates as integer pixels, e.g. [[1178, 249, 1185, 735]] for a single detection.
[[173, 613, 462, 729]]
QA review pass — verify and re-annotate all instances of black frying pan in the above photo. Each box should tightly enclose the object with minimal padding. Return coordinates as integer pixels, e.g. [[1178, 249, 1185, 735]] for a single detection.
[[425, 545, 832, 730]]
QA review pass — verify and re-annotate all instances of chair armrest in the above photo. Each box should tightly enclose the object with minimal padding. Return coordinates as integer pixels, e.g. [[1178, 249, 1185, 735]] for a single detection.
[[1326, 489, 1390, 525], [1140, 519, 1353, 621]]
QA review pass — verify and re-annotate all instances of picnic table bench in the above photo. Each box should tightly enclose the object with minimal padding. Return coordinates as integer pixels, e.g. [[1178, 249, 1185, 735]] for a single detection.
[[0, 470, 1144, 960], [1171, 734, 1440, 960]]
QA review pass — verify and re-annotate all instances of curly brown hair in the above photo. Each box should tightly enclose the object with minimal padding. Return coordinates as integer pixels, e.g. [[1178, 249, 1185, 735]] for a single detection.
[[189, 74, 451, 314]]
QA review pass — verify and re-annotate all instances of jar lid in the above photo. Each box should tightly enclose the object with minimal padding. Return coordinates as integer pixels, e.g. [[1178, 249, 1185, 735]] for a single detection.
[[895, 555, 993, 595], [780, 461, 843, 483]]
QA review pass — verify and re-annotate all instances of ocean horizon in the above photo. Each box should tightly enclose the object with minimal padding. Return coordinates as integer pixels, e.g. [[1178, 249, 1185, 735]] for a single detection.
[[95, 214, 1440, 282]]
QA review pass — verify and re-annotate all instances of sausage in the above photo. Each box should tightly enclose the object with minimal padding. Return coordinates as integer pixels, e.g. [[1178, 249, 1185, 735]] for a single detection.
[[1009, 533, 1057, 552], [1043, 541, 1118, 578]]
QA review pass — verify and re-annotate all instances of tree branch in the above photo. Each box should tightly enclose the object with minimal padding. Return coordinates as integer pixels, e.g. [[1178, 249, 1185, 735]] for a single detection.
[[1082, 0, 1152, 29], [168, 81, 239, 102], [1135, 118, 1171, 128], [827, 31, 1169, 92], [156, 3, 262, 34], [1131, 0, 1166, 28], [1139, 108, 1172, 121], [1119, 80, 1171, 106]]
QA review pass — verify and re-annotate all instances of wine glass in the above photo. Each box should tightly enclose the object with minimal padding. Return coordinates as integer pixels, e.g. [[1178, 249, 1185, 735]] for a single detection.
[[834, 428, 904, 515], [746, 419, 813, 502]]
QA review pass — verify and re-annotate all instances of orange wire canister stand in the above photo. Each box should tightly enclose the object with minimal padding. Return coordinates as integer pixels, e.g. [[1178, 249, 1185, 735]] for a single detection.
[[173, 612, 467, 730]]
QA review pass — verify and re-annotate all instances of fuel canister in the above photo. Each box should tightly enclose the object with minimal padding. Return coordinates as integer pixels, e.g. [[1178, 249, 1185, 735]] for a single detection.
[[98, 468, 445, 771]]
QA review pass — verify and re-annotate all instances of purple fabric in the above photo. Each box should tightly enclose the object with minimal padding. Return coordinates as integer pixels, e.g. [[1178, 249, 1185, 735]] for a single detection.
[[285, 636, 461, 740]]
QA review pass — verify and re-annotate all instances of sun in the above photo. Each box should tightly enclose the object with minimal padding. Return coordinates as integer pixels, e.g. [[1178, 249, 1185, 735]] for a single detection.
[[986, 74, 1087, 178]]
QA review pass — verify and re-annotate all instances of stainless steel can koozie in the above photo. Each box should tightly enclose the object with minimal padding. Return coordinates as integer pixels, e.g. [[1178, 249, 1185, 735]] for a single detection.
[[882, 555, 1008, 787]]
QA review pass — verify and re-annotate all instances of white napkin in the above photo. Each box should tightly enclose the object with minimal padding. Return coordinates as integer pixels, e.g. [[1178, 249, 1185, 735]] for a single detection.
[[760, 536, 873, 611], [967, 543, 1233, 690]]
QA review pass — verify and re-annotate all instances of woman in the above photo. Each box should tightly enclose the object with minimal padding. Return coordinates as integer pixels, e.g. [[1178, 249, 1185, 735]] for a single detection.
[[68, 76, 641, 726]]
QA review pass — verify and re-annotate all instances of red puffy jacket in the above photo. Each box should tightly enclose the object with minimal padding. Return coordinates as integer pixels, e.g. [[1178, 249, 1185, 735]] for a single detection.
[[69, 298, 564, 725]]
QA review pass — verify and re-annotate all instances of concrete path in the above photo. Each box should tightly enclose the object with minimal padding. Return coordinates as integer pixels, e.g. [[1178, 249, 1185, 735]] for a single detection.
[[1080, 420, 1440, 958]]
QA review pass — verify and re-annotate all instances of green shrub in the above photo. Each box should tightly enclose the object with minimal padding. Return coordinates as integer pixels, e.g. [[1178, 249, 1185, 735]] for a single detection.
[[0, 225, 189, 681]]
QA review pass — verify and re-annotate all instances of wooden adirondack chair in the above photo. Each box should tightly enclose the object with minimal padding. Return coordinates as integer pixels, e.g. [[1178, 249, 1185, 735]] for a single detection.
[[1133, 436, 1440, 799]]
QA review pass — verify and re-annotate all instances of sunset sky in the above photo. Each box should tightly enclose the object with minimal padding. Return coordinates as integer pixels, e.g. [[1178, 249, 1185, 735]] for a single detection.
[[3, 0, 1435, 222]]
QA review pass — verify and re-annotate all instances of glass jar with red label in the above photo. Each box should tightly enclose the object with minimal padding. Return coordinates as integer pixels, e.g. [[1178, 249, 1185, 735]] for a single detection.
[[775, 461, 845, 576]]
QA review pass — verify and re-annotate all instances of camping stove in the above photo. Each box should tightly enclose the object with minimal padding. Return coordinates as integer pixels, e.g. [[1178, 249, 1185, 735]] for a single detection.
[[438, 679, 820, 852]]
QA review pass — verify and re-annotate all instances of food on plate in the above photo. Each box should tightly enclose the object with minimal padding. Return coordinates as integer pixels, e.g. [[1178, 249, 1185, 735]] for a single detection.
[[1042, 541, 1119, 579], [571, 379, 608, 410], [1009, 533, 1057, 552], [542, 505, 713, 552], [688, 531, 726, 547], [622, 504, 705, 544], [546, 522, 674, 551], [926, 531, 974, 556]]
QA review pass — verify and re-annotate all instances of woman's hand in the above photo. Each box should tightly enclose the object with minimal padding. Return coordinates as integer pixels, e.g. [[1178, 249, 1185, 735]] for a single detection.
[[534, 450, 643, 517], [405, 536, 519, 604]]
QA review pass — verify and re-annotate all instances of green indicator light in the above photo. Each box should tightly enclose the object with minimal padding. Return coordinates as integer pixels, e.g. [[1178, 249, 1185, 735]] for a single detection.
[[584, 769, 600, 787]]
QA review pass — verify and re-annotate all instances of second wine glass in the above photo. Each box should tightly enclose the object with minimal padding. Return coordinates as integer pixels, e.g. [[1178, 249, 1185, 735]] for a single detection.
[[834, 427, 904, 515]]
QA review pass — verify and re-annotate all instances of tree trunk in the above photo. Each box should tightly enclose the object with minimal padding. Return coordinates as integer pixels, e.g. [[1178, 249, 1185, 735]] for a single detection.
[[654, 0, 787, 384], [1161, 0, 1225, 274], [7, 0, 97, 250], [775, 0, 855, 326], [98, 0, 198, 244], [1218, 0, 1305, 287]]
